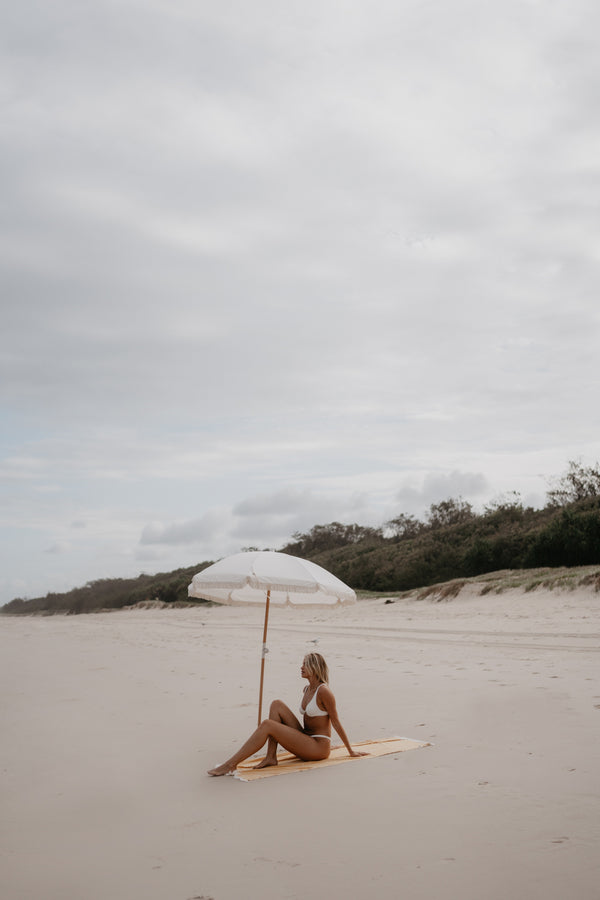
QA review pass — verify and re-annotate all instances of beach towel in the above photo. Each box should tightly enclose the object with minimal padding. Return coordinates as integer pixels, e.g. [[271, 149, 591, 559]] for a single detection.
[[233, 736, 431, 781]]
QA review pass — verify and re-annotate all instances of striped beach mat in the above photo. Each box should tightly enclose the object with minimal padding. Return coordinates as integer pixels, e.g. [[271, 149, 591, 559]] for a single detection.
[[234, 736, 431, 781]]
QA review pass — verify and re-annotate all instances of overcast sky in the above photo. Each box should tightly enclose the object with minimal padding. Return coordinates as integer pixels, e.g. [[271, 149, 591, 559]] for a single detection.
[[2, 0, 599, 605]]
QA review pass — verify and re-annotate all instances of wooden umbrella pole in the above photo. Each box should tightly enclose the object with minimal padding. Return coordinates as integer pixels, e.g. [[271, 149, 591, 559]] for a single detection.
[[257, 589, 271, 725]]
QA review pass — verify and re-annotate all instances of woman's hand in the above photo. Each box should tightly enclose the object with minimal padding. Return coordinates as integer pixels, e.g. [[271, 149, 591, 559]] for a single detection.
[[349, 748, 368, 758]]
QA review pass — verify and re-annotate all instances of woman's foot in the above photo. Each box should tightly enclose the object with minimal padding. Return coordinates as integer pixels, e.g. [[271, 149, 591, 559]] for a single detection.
[[207, 762, 236, 776], [253, 756, 278, 769]]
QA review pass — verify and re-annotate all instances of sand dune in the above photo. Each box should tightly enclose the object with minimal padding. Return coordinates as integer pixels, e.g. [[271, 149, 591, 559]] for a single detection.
[[1, 585, 599, 899]]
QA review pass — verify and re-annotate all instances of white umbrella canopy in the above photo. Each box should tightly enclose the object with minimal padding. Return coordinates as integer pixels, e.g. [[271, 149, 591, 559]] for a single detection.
[[188, 550, 357, 607], [188, 551, 356, 722]]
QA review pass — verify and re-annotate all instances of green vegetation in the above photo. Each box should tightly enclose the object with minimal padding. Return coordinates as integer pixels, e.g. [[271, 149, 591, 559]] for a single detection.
[[285, 495, 600, 593], [280, 462, 600, 591], [2, 562, 214, 616], [3, 460, 600, 615]]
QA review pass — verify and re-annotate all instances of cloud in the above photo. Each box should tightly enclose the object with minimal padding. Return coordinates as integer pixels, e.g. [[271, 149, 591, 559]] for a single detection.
[[140, 510, 229, 546], [137, 487, 381, 555], [44, 541, 72, 555], [134, 547, 167, 563], [395, 471, 490, 515], [233, 489, 315, 517], [2, 0, 600, 606]]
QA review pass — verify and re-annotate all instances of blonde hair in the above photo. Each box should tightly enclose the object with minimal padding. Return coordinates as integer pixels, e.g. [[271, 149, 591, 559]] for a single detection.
[[303, 652, 329, 684]]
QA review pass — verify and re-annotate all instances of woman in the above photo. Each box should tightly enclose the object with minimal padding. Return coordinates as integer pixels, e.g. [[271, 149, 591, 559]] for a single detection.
[[207, 652, 365, 776]]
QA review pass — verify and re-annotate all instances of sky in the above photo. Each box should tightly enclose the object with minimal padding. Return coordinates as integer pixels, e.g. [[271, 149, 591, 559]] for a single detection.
[[2, 0, 599, 606]]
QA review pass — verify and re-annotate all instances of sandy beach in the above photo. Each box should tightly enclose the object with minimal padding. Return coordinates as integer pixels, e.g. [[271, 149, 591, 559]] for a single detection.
[[2, 586, 599, 900]]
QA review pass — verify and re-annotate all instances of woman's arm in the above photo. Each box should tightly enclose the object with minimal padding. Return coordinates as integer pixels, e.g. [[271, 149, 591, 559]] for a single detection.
[[319, 686, 367, 757]]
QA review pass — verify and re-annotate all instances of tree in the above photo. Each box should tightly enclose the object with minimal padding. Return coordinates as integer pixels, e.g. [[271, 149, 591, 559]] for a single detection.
[[283, 522, 383, 556], [427, 497, 474, 529], [384, 513, 424, 540], [483, 491, 523, 515], [546, 460, 600, 506]]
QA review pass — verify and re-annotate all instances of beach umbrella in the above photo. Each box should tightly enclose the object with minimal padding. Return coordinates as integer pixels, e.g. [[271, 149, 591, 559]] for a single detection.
[[188, 550, 356, 723]]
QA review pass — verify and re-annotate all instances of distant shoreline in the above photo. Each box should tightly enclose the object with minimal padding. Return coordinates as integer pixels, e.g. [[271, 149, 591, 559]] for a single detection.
[[3, 565, 599, 616]]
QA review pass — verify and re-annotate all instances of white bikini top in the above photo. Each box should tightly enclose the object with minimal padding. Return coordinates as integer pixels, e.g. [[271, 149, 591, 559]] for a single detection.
[[300, 683, 329, 718]]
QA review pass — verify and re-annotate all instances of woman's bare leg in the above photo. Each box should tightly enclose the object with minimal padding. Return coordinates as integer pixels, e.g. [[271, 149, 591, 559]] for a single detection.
[[207, 718, 330, 776], [254, 700, 302, 769]]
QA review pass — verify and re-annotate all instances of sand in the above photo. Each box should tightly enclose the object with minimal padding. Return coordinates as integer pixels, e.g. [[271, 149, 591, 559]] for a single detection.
[[1, 586, 599, 900]]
